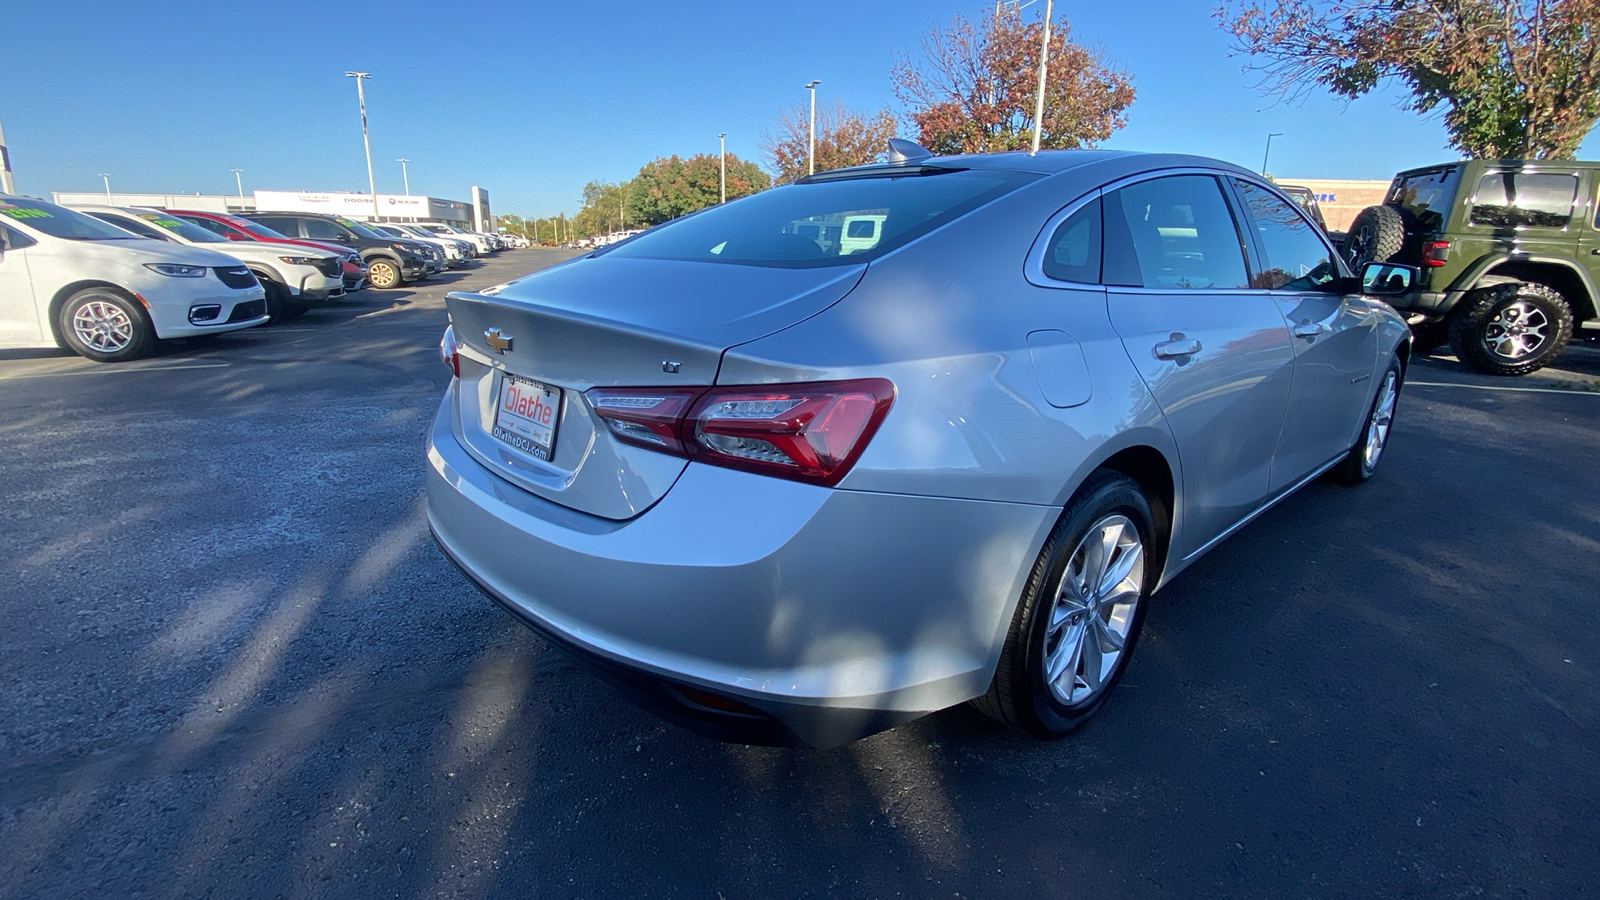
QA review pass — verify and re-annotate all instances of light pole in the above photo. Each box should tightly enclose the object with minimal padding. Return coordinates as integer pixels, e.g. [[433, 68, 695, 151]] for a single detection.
[[1029, 0, 1054, 154], [230, 168, 244, 207], [345, 71, 379, 220], [396, 158, 411, 195], [718, 132, 727, 203], [98, 173, 111, 202], [0, 112, 15, 195], [1261, 133, 1284, 176], [805, 80, 821, 175]]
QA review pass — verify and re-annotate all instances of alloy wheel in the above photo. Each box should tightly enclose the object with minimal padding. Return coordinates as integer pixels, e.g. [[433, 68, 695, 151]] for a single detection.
[[1344, 224, 1374, 266], [1482, 301, 1549, 360], [370, 261, 398, 288], [71, 300, 134, 353], [1043, 514, 1145, 706], [1363, 370, 1398, 471]]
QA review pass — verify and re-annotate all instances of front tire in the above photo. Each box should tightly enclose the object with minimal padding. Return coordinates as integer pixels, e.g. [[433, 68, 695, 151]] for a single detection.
[[973, 472, 1156, 737], [1448, 282, 1574, 376], [57, 287, 156, 363], [1329, 357, 1403, 485], [367, 257, 405, 290]]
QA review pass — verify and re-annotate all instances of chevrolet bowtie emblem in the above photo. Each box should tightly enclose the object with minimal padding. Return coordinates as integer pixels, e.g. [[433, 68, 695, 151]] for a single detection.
[[484, 327, 514, 354]]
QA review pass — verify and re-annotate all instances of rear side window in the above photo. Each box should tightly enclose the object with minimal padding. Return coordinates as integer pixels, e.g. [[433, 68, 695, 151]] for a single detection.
[[603, 169, 1038, 268], [181, 215, 234, 237], [1102, 175, 1249, 290], [87, 213, 169, 240], [1469, 172, 1578, 228], [252, 216, 297, 236], [1041, 198, 1102, 284]]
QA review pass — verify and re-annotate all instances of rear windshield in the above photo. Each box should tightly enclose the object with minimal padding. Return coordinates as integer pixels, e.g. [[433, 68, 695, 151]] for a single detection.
[[1386, 168, 1460, 231], [1469, 171, 1579, 228], [0, 198, 141, 241], [601, 169, 1039, 268]]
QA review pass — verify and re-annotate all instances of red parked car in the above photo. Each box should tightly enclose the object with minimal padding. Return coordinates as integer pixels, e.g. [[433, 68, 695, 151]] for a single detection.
[[166, 210, 369, 292]]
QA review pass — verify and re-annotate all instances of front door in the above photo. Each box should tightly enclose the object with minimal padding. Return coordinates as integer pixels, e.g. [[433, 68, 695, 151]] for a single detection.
[[1229, 178, 1380, 489], [1102, 174, 1296, 561], [0, 224, 41, 344]]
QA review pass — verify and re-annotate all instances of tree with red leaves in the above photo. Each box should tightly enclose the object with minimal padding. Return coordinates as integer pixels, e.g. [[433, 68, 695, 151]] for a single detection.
[[891, 5, 1136, 154], [1218, 0, 1600, 158]]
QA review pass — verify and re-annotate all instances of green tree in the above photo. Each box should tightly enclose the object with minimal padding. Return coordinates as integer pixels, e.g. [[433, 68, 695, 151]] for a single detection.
[[574, 181, 634, 239], [1218, 0, 1600, 158], [625, 153, 770, 226], [762, 100, 899, 184], [891, 5, 1136, 154]]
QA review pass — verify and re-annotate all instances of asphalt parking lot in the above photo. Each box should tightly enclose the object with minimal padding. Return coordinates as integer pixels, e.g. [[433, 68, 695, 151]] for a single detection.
[[2, 252, 1597, 899]]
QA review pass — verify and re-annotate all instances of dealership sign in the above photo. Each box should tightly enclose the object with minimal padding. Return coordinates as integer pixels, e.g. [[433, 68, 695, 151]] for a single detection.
[[252, 190, 470, 222]]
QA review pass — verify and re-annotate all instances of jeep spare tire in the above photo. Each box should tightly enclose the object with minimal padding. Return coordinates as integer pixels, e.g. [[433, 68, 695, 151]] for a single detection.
[[1342, 205, 1405, 268]]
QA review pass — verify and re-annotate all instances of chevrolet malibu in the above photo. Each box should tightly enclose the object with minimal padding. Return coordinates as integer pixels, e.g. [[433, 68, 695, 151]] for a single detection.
[[426, 146, 1415, 748]]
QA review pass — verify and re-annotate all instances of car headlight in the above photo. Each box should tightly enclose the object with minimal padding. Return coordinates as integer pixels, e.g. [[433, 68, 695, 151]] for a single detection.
[[143, 263, 208, 277], [278, 256, 319, 265], [392, 242, 415, 253]]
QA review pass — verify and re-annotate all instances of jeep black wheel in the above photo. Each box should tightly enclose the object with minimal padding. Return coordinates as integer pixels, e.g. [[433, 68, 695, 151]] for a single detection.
[[1342, 205, 1405, 268], [1448, 282, 1574, 376]]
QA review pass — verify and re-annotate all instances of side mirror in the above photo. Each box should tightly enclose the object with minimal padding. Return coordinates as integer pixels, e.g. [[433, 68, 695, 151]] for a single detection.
[[1354, 261, 1419, 297]]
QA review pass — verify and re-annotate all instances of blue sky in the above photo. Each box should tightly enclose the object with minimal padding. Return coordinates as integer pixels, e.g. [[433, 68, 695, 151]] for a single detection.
[[4, 1, 1594, 219]]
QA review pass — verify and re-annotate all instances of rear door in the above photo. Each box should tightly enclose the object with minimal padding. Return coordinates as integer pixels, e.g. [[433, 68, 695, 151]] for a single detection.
[[1103, 173, 1296, 561], [1229, 178, 1379, 489], [0, 224, 41, 343]]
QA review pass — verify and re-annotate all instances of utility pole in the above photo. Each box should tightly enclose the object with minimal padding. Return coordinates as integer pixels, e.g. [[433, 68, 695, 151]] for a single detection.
[[718, 132, 727, 203], [345, 71, 379, 220], [231, 168, 244, 207], [0, 112, 15, 194], [1261, 133, 1283, 176], [98, 173, 111, 203], [1029, 0, 1053, 154], [805, 80, 821, 175]]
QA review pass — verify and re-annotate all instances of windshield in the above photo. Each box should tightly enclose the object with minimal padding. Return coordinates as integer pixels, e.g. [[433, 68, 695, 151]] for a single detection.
[[0, 198, 142, 241], [136, 211, 228, 243], [602, 168, 1038, 268], [335, 217, 386, 239]]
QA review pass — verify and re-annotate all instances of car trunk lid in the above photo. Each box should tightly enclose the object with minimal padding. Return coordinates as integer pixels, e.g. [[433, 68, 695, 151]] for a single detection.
[[444, 256, 866, 520]]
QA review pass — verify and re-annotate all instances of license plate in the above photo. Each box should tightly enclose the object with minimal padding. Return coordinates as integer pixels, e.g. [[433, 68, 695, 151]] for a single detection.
[[492, 374, 561, 461]]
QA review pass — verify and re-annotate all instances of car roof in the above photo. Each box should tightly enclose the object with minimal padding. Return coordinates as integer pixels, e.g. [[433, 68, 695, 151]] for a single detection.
[[1395, 158, 1600, 178], [812, 149, 1257, 180]]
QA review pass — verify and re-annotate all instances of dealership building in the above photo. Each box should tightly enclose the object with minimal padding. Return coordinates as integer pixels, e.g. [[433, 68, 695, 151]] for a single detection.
[[49, 186, 495, 232]]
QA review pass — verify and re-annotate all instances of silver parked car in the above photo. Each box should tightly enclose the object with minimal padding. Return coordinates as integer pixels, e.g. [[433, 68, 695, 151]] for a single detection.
[[426, 146, 1415, 748]]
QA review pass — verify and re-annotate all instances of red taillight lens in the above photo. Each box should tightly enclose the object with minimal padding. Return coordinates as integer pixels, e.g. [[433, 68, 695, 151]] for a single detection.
[[439, 324, 459, 378], [1422, 240, 1451, 267], [586, 387, 706, 455], [584, 379, 895, 487]]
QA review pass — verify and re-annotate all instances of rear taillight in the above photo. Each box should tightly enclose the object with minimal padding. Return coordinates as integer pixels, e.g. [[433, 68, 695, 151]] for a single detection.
[[585, 379, 895, 487], [439, 325, 459, 378], [1422, 240, 1451, 267]]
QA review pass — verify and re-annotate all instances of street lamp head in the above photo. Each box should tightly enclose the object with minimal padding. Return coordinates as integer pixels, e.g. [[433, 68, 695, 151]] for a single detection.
[[345, 71, 370, 79], [805, 80, 821, 89]]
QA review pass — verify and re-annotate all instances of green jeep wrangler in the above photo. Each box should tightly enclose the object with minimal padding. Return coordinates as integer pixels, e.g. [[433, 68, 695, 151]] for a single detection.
[[1343, 159, 1599, 376]]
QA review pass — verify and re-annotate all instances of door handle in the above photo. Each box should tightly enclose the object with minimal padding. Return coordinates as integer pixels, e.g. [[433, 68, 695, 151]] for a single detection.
[[1292, 322, 1324, 339], [1153, 338, 1202, 359]]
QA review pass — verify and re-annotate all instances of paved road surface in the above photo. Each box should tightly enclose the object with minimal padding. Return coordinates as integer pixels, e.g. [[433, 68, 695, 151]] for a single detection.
[[2, 252, 1596, 898]]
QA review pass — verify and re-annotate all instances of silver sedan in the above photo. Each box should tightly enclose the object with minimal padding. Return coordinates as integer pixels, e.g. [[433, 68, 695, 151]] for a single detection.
[[426, 146, 1414, 748]]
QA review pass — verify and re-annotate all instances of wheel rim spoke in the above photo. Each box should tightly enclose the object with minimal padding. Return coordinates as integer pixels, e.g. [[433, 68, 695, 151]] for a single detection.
[[1043, 513, 1146, 707]]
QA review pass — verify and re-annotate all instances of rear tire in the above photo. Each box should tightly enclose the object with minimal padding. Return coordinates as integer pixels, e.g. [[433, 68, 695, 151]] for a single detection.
[[1342, 205, 1405, 268], [1448, 282, 1574, 376], [973, 472, 1156, 737], [57, 287, 156, 363], [368, 257, 404, 290], [1409, 319, 1450, 355]]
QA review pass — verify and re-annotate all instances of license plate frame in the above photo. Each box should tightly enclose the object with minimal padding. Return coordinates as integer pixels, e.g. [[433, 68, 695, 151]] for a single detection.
[[491, 373, 561, 461]]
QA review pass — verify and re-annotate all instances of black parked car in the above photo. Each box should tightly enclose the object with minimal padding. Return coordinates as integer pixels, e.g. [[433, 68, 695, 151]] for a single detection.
[[244, 212, 437, 289]]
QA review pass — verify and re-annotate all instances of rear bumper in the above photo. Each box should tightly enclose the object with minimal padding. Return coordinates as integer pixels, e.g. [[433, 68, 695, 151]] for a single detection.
[[425, 394, 1053, 748]]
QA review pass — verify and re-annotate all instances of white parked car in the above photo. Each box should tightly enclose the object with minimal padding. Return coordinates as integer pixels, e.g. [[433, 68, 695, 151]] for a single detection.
[[0, 195, 267, 362], [373, 223, 472, 266], [72, 205, 343, 321], [419, 222, 493, 255]]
